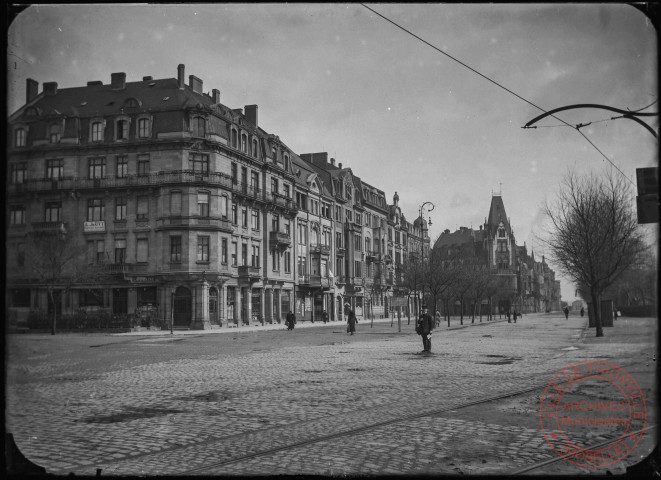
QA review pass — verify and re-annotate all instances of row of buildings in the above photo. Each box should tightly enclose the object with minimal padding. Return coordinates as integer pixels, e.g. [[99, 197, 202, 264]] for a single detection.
[[6, 65, 431, 329], [434, 194, 562, 314]]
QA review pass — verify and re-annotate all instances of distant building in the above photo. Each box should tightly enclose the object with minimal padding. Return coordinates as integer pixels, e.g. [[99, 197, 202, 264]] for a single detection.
[[433, 194, 561, 315]]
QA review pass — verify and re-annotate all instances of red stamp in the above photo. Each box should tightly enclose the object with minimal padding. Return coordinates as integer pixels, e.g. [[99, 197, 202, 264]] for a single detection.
[[539, 360, 646, 468]]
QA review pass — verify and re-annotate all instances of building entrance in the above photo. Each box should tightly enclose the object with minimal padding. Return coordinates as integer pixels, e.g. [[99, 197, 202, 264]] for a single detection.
[[173, 286, 192, 327]]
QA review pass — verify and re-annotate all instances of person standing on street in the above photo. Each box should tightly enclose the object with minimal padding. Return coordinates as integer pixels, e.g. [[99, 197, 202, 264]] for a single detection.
[[322, 311, 329, 324], [416, 304, 434, 353], [435, 310, 442, 327], [564, 306, 569, 320], [346, 307, 357, 335], [580, 307, 585, 317], [286, 311, 296, 331]]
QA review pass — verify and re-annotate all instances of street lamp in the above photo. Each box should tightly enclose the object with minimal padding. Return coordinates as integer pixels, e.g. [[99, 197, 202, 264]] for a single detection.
[[415, 201, 435, 317]]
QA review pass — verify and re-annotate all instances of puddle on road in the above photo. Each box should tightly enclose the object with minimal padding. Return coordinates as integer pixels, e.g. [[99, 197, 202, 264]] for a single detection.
[[78, 406, 186, 424]]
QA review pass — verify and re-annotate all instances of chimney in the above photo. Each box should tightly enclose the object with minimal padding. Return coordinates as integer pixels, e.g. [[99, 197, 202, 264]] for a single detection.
[[212, 88, 220, 104], [26, 78, 38, 102], [110, 72, 126, 90], [330, 158, 335, 166], [339, 162, 343, 169], [244, 105, 258, 127], [189, 75, 203, 94], [43, 82, 58, 96], [178, 64, 185, 89], [143, 76, 153, 81]]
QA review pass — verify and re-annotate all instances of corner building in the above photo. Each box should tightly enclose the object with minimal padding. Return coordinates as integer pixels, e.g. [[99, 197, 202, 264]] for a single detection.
[[7, 65, 300, 328]]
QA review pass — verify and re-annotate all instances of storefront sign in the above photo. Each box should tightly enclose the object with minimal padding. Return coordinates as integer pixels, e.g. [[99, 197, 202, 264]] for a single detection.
[[84, 220, 106, 232], [130, 276, 155, 283]]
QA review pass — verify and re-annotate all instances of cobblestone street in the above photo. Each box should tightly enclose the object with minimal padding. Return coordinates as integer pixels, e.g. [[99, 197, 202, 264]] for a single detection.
[[6, 312, 658, 476]]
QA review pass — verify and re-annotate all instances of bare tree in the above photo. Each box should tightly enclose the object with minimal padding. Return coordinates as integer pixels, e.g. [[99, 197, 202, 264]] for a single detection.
[[542, 169, 648, 337], [23, 230, 108, 335]]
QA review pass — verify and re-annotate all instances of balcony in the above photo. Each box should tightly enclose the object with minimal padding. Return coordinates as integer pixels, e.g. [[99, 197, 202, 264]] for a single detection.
[[347, 277, 364, 286], [269, 231, 291, 249], [365, 250, 379, 262], [238, 265, 261, 280], [156, 216, 233, 232], [310, 244, 331, 256], [305, 275, 332, 289], [336, 246, 346, 256], [31, 221, 67, 234]]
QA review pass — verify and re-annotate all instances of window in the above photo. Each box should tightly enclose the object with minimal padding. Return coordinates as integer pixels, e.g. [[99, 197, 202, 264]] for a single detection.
[[231, 129, 238, 148], [88, 157, 106, 179], [345, 210, 353, 222], [283, 184, 290, 199], [284, 220, 291, 236], [322, 203, 331, 218], [170, 236, 182, 262], [271, 178, 279, 195], [49, 124, 61, 143], [298, 222, 307, 245], [272, 250, 280, 271], [336, 232, 343, 249], [241, 133, 248, 153], [220, 195, 228, 218], [17, 243, 25, 267], [251, 209, 260, 230], [91, 121, 104, 142], [498, 240, 508, 252], [10, 205, 25, 225], [250, 171, 259, 189], [365, 237, 371, 252], [93, 240, 106, 263], [311, 227, 320, 245], [10, 163, 27, 184], [45, 201, 62, 222], [241, 244, 248, 266], [231, 163, 238, 183], [231, 204, 238, 224], [251, 245, 260, 267], [395, 231, 400, 245], [190, 153, 209, 174], [114, 239, 126, 264], [284, 251, 291, 273], [115, 119, 128, 140], [354, 233, 362, 251], [115, 197, 127, 220], [135, 238, 149, 263], [498, 227, 506, 238], [221, 238, 228, 264], [309, 199, 319, 215], [137, 118, 150, 138], [46, 159, 63, 180], [231, 241, 238, 266], [335, 206, 341, 221], [197, 192, 209, 217], [87, 198, 105, 221], [242, 208, 248, 228], [252, 138, 258, 157], [170, 191, 181, 215], [192, 117, 206, 137], [346, 184, 352, 200], [298, 255, 307, 276], [14, 128, 26, 147], [137, 196, 149, 220], [197, 236, 210, 262], [137, 154, 150, 176], [354, 260, 362, 277], [116, 156, 128, 178], [272, 214, 280, 232], [356, 213, 361, 225], [284, 154, 290, 171], [296, 192, 308, 210]]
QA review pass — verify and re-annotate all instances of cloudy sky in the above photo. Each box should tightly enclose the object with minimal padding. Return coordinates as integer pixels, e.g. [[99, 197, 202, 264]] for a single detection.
[[7, 4, 658, 302]]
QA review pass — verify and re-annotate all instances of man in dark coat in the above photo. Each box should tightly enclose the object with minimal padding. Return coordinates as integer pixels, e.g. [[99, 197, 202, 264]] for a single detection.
[[346, 308, 357, 335], [564, 306, 569, 320], [417, 304, 434, 353], [286, 311, 296, 330]]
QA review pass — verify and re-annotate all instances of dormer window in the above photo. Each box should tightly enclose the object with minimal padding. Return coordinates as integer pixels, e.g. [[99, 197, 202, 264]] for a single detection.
[[284, 154, 290, 170], [241, 133, 248, 153], [252, 138, 258, 158], [137, 116, 151, 139], [49, 124, 61, 144], [346, 184, 352, 200], [231, 128, 238, 148], [14, 128, 26, 148], [91, 120, 104, 142], [192, 116, 206, 137], [25, 107, 37, 117], [114, 117, 130, 141], [123, 98, 140, 108]]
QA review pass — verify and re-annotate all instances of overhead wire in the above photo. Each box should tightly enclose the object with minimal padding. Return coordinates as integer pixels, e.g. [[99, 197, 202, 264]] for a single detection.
[[360, 4, 638, 186]]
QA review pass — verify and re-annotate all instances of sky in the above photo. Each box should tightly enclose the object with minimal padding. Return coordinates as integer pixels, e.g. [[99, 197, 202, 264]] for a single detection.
[[7, 4, 659, 303]]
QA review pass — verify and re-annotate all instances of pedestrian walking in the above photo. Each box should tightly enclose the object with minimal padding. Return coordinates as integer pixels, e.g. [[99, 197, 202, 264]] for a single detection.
[[285, 311, 296, 331], [564, 306, 569, 320], [322, 311, 329, 324], [435, 310, 442, 327], [513, 310, 518, 323], [416, 304, 434, 353], [580, 307, 585, 318], [346, 307, 357, 335]]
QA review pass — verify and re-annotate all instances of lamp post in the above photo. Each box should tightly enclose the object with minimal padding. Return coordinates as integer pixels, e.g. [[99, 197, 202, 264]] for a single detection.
[[416, 201, 435, 317]]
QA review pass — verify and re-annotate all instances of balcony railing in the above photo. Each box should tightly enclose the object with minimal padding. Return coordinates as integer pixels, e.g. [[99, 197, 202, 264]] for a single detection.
[[156, 216, 233, 231], [269, 231, 291, 248], [238, 265, 261, 279], [31, 221, 67, 234], [310, 244, 331, 255]]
